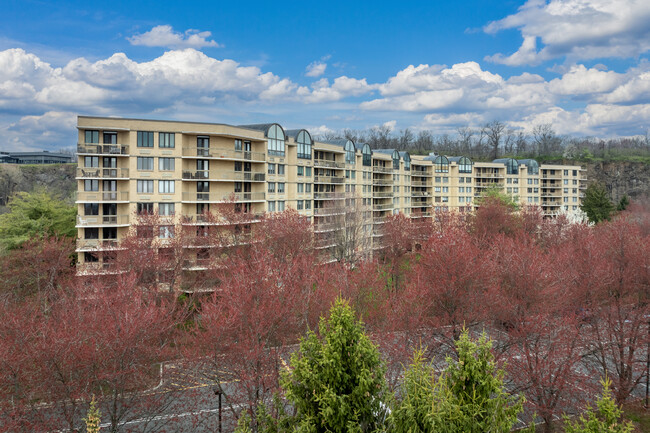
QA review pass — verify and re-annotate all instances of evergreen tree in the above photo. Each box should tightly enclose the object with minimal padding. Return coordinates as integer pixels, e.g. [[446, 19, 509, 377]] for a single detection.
[[616, 194, 630, 212], [564, 377, 634, 433], [0, 190, 76, 250], [580, 182, 614, 223], [391, 331, 525, 433], [84, 395, 101, 433], [281, 298, 388, 433]]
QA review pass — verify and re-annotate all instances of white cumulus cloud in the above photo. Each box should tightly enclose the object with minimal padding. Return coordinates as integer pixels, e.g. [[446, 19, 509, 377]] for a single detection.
[[484, 0, 650, 65], [305, 61, 327, 77], [128, 25, 221, 49]]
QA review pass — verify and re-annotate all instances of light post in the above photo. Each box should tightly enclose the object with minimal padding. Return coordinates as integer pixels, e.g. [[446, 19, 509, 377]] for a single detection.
[[213, 386, 222, 433]]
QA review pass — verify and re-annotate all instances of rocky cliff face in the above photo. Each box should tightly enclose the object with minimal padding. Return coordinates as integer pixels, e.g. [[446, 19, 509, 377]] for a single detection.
[[0, 163, 76, 212], [582, 161, 650, 204]]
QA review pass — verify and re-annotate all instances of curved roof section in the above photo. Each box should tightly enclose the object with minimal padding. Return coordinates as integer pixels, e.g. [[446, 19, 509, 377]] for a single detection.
[[423, 153, 438, 161], [237, 123, 285, 138], [320, 139, 351, 149], [285, 129, 313, 144], [447, 156, 472, 164], [373, 148, 396, 156], [518, 158, 539, 174], [355, 142, 372, 152], [492, 158, 518, 165], [399, 151, 411, 161]]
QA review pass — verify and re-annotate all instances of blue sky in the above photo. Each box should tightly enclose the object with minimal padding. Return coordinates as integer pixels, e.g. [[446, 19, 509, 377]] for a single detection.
[[1, 0, 649, 151]]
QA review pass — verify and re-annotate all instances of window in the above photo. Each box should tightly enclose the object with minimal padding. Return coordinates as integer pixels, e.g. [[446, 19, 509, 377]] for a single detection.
[[267, 124, 285, 156], [466, 187, 471, 193], [268, 182, 276, 193], [85, 130, 99, 144], [459, 177, 465, 183], [103, 157, 117, 168], [564, 188, 569, 194], [137, 202, 154, 215], [159, 132, 175, 148], [137, 131, 154, 147], [84, 156, 98, 167], [459, 197, 465, 203], [435, 177, 441, 183], [159, 180, 175, 194], [84, 203, 99, 215], [84, 179, 99, 191], [268, 163, 276, 175], [137, 180, 154, 193], [442, 187, 448, 193], [277, 182, 285, 193], [466, 177, 471, 183], [85, 228, 99, 239], [434, 187, 441, 192], [103, 203, 116, 216], [84, 252, 99, 263], [297, 200, 303, 210], [159, 203, 175, 216], [298, 131, 312, 159], [305, 200, 311, 209], [564, 170, 569, 176], [513, 188, 518, 193], [392, 150, 400, 170], [362, 144, 372, 167], [159, 226, 174, 239], [305, 184, 312, 193], [306, 167, 312, 177], [297, 166, 304, 176], [458, 156, 472, 173], [235, 139, 242, 151], [459, 187, 465, 193], [159, 157, 175, 171], [443, 177, 449, 183], [137, 157, 154, 171], [434, 156, 449, 173], [278, 164, 285, 175], [344, 140, 355, 164], [197, 181, 209, 192], [564, 179, 569, 185], [268, 201, 276, 212], [277, 201, 285, 211], [297, 183, 304, 193]]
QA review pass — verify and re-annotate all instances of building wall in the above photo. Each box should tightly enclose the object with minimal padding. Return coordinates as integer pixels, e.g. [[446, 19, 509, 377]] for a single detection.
[[75, 116, 585, 272]]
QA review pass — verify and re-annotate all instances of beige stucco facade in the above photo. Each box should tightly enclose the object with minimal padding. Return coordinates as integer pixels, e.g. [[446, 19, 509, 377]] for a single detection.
[[75, 116, 586, 273]]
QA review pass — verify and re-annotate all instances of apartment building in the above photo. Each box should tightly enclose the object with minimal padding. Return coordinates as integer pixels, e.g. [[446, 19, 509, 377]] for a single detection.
[[75, 116, 586, 273]]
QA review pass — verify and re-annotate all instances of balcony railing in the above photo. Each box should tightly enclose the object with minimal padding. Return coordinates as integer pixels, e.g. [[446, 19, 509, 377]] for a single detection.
[[76, 167, 129, 179], [372, 203, 394, 211], [182, 170, 266, 182], [373, 192, 393, 198], [181, 192, 266, 202], [313, 207, 345, 216], [313, 192, 344, 200], [182, 147, 266, 161], [76, 238, 121, 250], [372, 166, 393, 174], [372, 179, 393, 185], [77, 214, 130, 226], [474, 172, 503, 179], [314, 159, 345, 169], [76, 191, 129, 202], [313, 175, 344, 184], [411, 180, 430, 186], [77, 143, 129, 155], [412, 191, 431, 197]]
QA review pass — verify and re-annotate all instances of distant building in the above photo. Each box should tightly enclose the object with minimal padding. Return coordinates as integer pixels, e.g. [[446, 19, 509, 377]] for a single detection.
[[0, 151, 74, 164]]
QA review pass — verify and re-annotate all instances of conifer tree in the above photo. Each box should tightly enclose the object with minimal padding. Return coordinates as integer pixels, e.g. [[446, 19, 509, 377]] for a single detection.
[[581, 182, 614, 223], [281, 298, 388, 433]]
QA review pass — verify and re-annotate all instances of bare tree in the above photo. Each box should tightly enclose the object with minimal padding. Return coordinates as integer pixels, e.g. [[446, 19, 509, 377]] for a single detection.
[[483, 120, 506, 160], [532, 124, 562, 155], [397, 128, 414, 151], [415, 130, 434, 153], [327, 195, 372, 264]]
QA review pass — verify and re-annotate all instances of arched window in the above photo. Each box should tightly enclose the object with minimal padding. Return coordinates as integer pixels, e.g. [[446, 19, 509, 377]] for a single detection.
[[297, 130, 312, 159], [392, 150, 400, 170], [434, 155, 449, 173], [362, 144, 372, 167], [458, 156, 472, 173], [267, 124, 285, 156], [521, 159, 539, 175], [402, 153, 411, 171], [505, 158, 518, 175], [345, 140, 355, 165]]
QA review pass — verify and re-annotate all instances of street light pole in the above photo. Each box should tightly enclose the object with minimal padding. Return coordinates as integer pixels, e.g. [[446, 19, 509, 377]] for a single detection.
[[213, 386, 222, 433]]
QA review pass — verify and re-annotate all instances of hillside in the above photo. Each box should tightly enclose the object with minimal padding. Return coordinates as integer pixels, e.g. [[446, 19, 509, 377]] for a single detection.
[[0, 163, 76, 213]]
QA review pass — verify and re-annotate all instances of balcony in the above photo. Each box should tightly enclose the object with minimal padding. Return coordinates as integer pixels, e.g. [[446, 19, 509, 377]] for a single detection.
[[182, 147, 266, 162], [76, 191, 129, 202], [76, 167, 129, 179], [372, 166, 393, 174], [314, 159, 345, 169], [373, 192, 393, 198], [181, 192, 266, 202], [76, 238, 122, 251], [182, 170, 266, 182], [76, 214, 130, 226], [77, 143, 129, 155], [412, 191, 431, 197], [313, 223, 342, 233], [313, 207, 345, 216], [372, 203, 394, 211], [313, 192, 344, 200], [411, 180, 430, 187], [372, 179, 393, 185], [180, 213, 264, 225], [313, 175, 344, 184], [474, 172, 503, 179]]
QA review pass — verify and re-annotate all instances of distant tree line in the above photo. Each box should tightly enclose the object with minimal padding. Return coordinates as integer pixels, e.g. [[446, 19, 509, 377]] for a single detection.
[[316, 122, 650, 162]]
